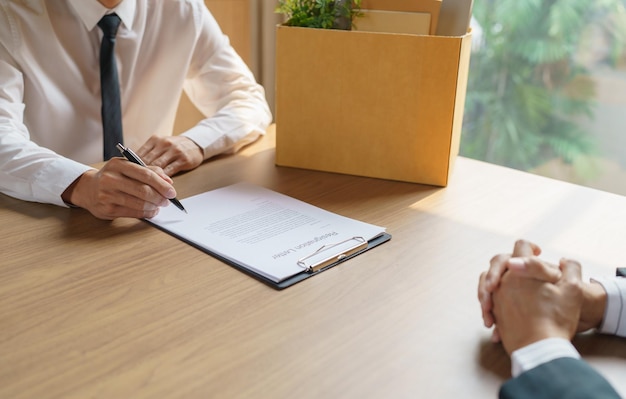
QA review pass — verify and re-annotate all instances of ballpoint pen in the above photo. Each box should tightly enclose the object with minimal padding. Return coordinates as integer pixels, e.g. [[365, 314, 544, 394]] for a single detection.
[[116, 143, 187, 214]]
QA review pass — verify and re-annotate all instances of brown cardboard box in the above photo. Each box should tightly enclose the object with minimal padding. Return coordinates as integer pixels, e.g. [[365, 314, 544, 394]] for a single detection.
[[274, 25, 472, 186]]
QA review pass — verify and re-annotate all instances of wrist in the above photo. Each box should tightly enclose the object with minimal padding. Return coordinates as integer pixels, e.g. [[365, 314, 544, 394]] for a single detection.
[[510, 338, 580, 377], [61, 170, 96, 208], [580, 281, 607, 331], [503, 328, 572, 356]]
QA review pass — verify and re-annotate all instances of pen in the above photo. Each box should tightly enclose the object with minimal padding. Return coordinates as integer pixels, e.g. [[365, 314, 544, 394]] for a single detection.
[[116, 143, 187, 214]]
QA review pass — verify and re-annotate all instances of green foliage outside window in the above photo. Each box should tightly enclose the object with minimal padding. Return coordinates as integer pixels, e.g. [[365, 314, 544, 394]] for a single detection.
[[462, 0, 626, 174]]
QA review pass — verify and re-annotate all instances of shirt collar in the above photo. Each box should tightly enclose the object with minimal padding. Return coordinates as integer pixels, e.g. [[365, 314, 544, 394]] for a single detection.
[[67, 0, 136, 32]]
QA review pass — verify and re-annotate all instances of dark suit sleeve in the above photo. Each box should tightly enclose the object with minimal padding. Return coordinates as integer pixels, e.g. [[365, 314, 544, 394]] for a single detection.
[[499, 357, 621, 399]]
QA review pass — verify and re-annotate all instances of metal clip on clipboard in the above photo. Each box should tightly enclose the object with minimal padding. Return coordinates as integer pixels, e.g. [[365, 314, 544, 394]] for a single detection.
[[296, 236, 368, 273]]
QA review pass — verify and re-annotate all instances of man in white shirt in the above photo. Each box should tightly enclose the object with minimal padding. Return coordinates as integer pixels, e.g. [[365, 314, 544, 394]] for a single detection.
[[478, 239, 625, 398], [0, 0, 272, 219]]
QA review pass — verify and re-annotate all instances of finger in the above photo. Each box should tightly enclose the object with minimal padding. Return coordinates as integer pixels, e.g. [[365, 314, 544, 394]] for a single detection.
[[512, 239, 542, 257], [89, 188, 162, 220], [92, 206, 159, 220], [137, 137, 170, 165], [478, 272, 495, 327], [136, 136, 158, 160], [507, 257, 561, 283], [118, 162, 177, 202], [148, 165, 173, 184], [491, 327, 501, 343], [558, 258, 583, 285], [151, 151, 177, 171], [162, 158, 187, 176], [111, 192, 163, 215], [484, 253, 511, 291], [95, 170, 166, 213]]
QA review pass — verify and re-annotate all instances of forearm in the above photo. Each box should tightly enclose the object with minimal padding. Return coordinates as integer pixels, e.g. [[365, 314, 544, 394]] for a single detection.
[[181, 5, 272, 160], [182, 108, 271, 160], [0, 130, 91, 206], [61, 169, 97, 207], [0, 37, 91, 206], [578, 281, 608, 332]]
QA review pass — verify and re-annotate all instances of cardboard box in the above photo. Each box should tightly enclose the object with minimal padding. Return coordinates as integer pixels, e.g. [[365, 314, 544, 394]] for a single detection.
[[275, 25, 472, 186]]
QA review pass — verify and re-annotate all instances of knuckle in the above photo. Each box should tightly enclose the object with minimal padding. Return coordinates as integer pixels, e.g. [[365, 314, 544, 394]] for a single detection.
[[566, 279, 583, 296], [489, 253, 508, 264], [136, 168, 154, 182], [144, 209, 159, 219], [137, 185, 153, 199], [148, 165, 163, 174], [98, 204, 117, 219], [95, 190, 111, 205], [568, 259, 582, 270], [98, 171, 116, 185]]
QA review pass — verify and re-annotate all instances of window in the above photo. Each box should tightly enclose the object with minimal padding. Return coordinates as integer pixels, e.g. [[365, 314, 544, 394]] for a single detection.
[[462, 0, 626, 195]]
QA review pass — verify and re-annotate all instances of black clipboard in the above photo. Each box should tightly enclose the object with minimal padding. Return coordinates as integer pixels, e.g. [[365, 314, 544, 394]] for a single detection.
[[146, 219, 391, 290]]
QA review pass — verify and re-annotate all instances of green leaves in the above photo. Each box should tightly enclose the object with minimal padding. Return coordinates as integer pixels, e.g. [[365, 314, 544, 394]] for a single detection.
[[462, 0, 625, 172], [276, 0, 362, 29]]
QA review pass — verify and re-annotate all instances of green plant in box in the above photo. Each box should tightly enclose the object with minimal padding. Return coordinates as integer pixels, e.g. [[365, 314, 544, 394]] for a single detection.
[[276, 0, 363, 30]]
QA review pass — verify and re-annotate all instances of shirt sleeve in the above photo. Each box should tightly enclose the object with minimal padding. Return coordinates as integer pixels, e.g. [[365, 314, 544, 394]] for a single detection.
[[592, 277, 626, 337], [0, 11, 91, 206], [180, 3, 272, 160], [510, 338, 581, 378]]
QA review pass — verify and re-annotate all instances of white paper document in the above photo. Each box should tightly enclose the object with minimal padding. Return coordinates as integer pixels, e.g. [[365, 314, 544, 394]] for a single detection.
[[148, 183, 387, 283]]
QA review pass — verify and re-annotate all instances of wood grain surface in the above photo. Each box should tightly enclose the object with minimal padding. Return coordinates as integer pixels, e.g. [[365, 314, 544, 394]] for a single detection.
[[1, 126, 625, 398]]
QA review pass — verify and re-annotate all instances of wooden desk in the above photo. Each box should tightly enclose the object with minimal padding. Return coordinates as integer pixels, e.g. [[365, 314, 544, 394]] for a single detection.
[[1, 126, 625, 398]]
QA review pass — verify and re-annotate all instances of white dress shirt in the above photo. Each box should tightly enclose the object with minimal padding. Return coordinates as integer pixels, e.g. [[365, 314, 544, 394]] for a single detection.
[[511, 276, 626, 377], [0, 0, 272, 206], [594, 277, 626, 337]]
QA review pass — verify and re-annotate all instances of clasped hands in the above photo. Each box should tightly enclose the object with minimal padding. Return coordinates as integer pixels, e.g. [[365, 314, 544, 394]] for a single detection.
[[62, 136, 203, 220], [478, 239, 607, 355]]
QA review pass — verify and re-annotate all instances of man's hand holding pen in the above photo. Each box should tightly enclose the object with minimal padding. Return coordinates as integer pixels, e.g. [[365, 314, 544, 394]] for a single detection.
[[61, 157, 178, 220]]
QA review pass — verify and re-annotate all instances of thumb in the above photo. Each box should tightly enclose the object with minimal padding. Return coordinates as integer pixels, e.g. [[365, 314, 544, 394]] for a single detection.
[[558, 258, 583, 285], [512, 239, 542, 257]]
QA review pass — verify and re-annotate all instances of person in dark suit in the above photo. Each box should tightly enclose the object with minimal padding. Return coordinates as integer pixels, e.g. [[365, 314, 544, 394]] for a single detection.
[[478, 240, 625, 398], [499, 357, 620, 398]]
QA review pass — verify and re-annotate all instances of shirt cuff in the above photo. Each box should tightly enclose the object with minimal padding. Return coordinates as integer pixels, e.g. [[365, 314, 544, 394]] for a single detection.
[[591, 277, 626, 337], [510, 338, 580, 378], [182, 119, 266, 160]]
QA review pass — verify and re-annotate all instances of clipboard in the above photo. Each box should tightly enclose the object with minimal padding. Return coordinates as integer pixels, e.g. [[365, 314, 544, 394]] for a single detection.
[[146, 221, 391, 290], [145, 183, 390, 290]]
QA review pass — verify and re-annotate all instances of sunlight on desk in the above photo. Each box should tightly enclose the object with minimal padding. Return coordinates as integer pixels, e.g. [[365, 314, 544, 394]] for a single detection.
[[1, 126, 625, 398]]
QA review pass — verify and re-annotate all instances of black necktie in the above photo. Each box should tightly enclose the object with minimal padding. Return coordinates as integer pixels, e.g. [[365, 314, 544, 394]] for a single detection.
[[98, 14, 123, 160]]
